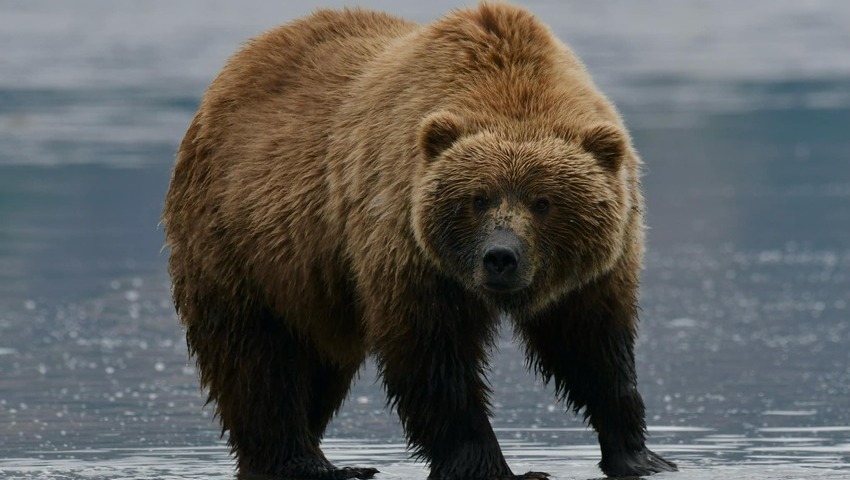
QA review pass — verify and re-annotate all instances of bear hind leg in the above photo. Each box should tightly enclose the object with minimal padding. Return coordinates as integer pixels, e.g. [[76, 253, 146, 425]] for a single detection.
[[184, 298, 375, 479], [308, 358, 362, 438], [305, 353, 378, 480]]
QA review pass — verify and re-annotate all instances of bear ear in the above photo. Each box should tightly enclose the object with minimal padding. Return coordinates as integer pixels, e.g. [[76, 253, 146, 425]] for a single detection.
[[579, 123, 627, 171], [418, 111, 468, 160]]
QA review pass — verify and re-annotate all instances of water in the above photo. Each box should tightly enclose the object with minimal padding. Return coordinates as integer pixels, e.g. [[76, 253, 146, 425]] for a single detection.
[[1, 1, 849, 478]]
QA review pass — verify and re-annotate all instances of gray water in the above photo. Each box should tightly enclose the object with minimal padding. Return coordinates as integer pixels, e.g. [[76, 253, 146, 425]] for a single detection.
[[2, 1, 849, 478]]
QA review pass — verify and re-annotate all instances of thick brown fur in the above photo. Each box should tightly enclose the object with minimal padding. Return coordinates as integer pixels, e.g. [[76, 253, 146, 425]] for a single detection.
[[163, 3, 676, 479]]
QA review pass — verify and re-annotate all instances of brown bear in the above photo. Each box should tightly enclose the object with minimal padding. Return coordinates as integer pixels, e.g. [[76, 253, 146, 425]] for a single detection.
[[163, 3, 677, 480]]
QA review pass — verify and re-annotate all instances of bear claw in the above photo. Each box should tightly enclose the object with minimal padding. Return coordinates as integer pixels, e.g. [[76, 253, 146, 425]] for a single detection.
[[238, 466, 378, 480], [601, 448, 677, 477], [513, 471, 550, 480], [333, 466, 380, 479]]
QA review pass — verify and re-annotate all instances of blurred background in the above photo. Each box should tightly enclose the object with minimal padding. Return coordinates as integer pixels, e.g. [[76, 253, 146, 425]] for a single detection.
[[1, 1, 848, 478]]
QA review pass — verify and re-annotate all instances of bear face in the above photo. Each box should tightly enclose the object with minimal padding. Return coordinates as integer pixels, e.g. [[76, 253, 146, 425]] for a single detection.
[[412, 111, 631, 313]]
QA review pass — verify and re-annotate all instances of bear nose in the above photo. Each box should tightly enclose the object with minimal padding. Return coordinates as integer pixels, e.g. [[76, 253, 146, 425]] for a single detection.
[[483, 246, 518, 276]]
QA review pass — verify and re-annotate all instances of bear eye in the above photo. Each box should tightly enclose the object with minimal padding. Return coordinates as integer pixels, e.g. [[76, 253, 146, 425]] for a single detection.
[[532, 197, 550, 214], [472, 195, 489, 212]]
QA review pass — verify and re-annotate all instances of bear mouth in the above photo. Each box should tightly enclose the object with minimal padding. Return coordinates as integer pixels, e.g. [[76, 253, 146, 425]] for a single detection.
[[482, 279, 525, 294], [480, 283, 533, 312]]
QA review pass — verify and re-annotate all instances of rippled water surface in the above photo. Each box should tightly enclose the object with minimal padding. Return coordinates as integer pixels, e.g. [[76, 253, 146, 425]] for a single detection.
[[1, 1, 849, 478]]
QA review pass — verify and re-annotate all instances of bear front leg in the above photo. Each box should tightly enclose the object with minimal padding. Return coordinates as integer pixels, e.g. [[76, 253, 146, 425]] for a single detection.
[[519, 272, 677, 477], [371, 281, 548, 480]]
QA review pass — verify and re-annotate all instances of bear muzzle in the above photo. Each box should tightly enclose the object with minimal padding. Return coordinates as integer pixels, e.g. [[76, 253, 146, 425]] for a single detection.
[[480, 229, 530, 293]]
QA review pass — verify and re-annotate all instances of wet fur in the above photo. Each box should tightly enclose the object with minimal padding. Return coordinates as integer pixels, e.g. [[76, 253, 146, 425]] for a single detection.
[[163, 3, 675, 479]]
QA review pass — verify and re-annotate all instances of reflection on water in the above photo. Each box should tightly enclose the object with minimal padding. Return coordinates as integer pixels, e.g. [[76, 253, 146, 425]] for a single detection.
[[2, 434, 849, 479], [1, 0, 849, 478]]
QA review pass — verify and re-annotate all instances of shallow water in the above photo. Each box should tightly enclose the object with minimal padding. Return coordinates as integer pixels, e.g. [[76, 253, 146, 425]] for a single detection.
[[1, 1, 849, 479]]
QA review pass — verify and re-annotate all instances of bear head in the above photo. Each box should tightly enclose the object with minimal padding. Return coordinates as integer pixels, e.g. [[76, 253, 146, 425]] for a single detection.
[[411, 111, 634, 314]]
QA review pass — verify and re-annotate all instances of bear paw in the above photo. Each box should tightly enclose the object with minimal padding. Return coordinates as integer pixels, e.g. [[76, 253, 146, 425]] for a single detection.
[[239, 465, 378, 480], [320, 466, 379, 479], [429, 469, 549, 480], [511, 471, 550, 479], [600, 448, 677, 477]]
